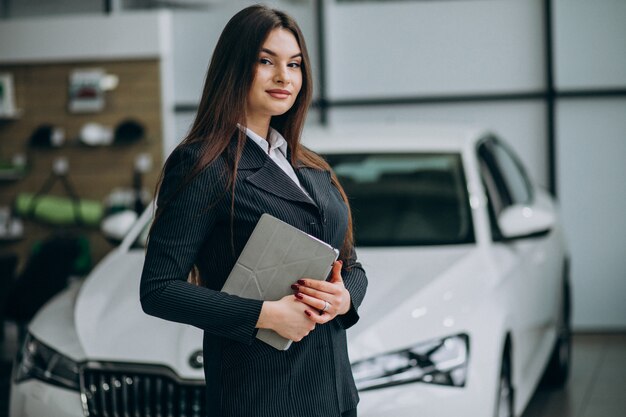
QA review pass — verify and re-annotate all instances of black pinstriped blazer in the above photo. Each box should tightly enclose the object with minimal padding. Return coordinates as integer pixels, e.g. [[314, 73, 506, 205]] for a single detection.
[[140, 135, 368, 417]]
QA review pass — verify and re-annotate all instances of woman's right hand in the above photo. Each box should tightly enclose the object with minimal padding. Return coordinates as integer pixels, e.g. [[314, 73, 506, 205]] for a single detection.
[[256, 295, 315, 342]]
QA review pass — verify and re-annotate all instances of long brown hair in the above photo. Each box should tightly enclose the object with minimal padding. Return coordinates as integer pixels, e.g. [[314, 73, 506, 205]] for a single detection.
[[151, 5, 354, 263]]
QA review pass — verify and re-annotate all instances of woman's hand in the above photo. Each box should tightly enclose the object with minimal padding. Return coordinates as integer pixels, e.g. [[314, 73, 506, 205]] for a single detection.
[[256, 295, 316, 342], [292, 261, 351, 324]]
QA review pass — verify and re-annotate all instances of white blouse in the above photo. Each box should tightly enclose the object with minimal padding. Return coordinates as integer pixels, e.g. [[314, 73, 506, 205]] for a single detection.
[[244, 126, 313, 201]]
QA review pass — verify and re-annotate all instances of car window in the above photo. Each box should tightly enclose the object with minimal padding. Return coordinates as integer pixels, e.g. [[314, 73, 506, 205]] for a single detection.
[[491, 140, 533, 205], [477, 145, 505, 241], [477, 139, 533, 208], [478, 142, 508, 213], [477, 138, 534, 241], [324, 153, 475, 246]]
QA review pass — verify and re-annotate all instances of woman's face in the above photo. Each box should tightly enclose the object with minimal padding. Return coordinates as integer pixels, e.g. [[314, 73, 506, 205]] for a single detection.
[[246, 28, 303, 126]]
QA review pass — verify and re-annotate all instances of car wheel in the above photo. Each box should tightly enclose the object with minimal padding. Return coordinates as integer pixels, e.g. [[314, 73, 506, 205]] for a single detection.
[[494, 352, 514, 417], [541, 280, 571, 387]]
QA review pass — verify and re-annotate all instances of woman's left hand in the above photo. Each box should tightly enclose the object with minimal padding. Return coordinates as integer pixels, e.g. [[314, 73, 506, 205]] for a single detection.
[[292, 261, 351, 324]]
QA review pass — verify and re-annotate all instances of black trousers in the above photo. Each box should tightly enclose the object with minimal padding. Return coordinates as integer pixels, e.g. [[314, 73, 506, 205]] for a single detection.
[[342, 409, 357, 417]]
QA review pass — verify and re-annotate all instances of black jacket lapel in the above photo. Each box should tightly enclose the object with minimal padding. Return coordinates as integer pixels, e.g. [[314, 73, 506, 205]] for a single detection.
[[240, 136, 316, 206], [295, 167, 332, 214]]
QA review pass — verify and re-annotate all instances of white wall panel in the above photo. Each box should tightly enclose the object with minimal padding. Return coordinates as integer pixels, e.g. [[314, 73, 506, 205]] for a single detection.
[[554, 0, 626, 89], [0, 11, 167, 63], [172, 6, 246, 105], [325, 0, 545, 100], [557, 99, 626, 329], [173, 112, 196, 155], [328, 100, 548, 187]]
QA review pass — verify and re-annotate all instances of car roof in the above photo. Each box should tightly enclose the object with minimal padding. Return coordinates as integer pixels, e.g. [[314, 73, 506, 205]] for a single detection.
[[301, 123, 490, 153]]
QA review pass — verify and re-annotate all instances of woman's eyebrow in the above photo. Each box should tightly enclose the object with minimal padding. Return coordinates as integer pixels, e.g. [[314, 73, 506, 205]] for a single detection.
[[261, 48, 302, 59]]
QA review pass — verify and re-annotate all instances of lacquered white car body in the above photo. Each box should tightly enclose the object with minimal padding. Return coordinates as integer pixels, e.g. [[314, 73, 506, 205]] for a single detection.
[[10, 124, 570, 417]]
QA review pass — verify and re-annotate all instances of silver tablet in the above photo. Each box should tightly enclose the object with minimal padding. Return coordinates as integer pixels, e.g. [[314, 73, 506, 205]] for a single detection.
[[221, 213, 339, 350]]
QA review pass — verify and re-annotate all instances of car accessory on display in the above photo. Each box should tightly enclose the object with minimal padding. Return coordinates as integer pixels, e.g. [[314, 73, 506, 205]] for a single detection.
[[15, 193, 103, 227], [114, 118, 146, 144], [0, 205, 24, 241], [13, 157, 103, 227], [79, 122, 113, 146], [102, 153, 153, 215], [28, 124, 65, 147], [0, 153, 28, 181], [0, 72, 19, 117], [79, 119, 146, 146]]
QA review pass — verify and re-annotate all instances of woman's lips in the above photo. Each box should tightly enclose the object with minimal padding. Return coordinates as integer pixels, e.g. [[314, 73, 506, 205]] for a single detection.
[[266, 89, 291, 99]]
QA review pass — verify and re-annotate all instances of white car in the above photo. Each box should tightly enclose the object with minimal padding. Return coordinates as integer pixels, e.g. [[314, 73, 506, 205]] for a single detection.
[[9, 124, 570, 417]]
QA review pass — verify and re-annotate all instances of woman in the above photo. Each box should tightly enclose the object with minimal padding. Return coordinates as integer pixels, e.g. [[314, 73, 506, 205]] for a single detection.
[[140, 5, 367, 417]]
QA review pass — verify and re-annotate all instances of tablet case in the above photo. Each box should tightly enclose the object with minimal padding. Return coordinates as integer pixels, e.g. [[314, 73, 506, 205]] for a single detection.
[[221, 213, 339, 350]]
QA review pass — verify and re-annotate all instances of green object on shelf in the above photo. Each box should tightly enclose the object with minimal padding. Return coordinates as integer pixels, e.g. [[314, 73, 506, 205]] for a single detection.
[[15, 193, 103, 227]]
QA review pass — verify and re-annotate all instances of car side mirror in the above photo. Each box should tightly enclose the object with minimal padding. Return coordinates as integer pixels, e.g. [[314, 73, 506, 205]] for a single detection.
[[497, 204, 555, 240], [100, 210, 138, 245]]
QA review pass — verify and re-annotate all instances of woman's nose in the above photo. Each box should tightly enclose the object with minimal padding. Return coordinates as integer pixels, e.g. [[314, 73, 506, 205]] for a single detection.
[[274, 65, 290, 84]]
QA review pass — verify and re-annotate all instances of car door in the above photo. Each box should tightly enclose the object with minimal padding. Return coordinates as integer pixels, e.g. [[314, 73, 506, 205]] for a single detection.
[[477, 137, 556, 382]]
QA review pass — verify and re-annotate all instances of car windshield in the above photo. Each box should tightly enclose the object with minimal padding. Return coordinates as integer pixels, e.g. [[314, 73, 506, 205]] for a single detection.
[[132, 153, 474, 249], [324, 153, 475, 246]]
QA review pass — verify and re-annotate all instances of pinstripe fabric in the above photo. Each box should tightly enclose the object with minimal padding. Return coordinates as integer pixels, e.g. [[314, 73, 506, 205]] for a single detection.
[[140, 135, 368, 417]]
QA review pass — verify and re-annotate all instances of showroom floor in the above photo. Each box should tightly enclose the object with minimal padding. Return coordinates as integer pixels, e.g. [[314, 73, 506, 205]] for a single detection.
[[0, 324, 624, 417], [522, 332, 626, 417]]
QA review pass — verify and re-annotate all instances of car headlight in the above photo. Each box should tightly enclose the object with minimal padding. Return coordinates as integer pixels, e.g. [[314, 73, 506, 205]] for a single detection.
[[12, 333, 80, 391], [351, 333, 469, 391]]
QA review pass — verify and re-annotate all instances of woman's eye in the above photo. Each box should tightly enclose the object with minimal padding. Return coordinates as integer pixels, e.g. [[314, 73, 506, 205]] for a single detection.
[[288, 62, 301, 68], [259, 58, 272, 65]]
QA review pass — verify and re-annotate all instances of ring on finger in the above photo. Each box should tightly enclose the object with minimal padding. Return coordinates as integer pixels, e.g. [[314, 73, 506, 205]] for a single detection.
[[322, 300, 330, 313]]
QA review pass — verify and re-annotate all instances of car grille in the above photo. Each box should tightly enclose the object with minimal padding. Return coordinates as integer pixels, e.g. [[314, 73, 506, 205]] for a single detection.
[[80, 365, 206, 417]]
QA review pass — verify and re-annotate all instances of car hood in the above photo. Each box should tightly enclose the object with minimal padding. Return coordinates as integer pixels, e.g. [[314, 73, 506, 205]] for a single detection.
[[74, 249, 204, 379], [66, 244, 475, 376], [352, 245, 475, 331], [348, 244, 480, 360]]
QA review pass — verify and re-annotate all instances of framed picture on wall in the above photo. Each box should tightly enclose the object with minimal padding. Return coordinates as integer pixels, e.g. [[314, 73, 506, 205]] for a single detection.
[[0, 72, 18, 117], [68, 68, 105, 113]]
